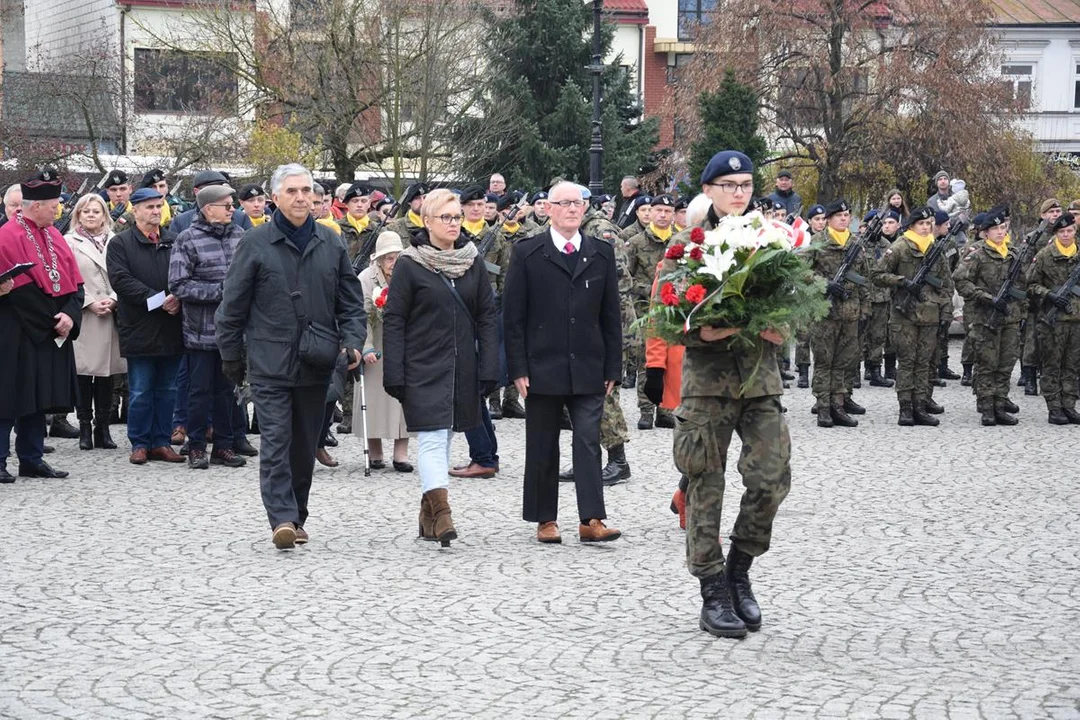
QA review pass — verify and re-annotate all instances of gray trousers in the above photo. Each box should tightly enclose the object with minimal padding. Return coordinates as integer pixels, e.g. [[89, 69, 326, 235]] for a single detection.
[[251, 382, 328, 530]]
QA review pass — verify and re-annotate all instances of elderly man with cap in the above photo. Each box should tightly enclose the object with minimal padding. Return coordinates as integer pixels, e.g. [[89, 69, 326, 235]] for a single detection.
[[170, 171, 253, 236], [862, 209, 899, 390], [953, 207, 1026, 425], [0, 170, 86, 481], [169, 184, 249, 470], [804, 199, 870, 427], [127, 168, 173, 229], [238, 184, 269, 227], [873, 206, 953, 426], [106, 187, 186, 464], [337, 182, 377, 266], [627, 193, 678, 430], [1025, 212, 1080, 425], [767, 169, 802, 217], [652, 150, 790, 639], [1018, 198, 1065, 397]]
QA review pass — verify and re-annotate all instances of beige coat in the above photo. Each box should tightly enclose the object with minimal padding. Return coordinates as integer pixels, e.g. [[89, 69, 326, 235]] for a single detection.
[[354, 263, 409, 439], [65, 230, 127, 377]]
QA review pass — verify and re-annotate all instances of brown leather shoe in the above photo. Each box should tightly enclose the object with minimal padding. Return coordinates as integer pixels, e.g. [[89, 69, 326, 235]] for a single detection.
[[129, 448, 148, 465], [272, 523, 296, 549], [295, 526, 309, 544], [448, 462, 496, 479], [149, 446, 185, 463], [537, 521, 562, 544], [579, 519, 621, 543], [315, 448, 339, 467], [171, 426, 186, 445]]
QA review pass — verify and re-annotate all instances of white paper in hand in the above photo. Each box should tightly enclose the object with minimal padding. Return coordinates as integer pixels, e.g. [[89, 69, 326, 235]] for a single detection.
[[147, 291, 166, 311]]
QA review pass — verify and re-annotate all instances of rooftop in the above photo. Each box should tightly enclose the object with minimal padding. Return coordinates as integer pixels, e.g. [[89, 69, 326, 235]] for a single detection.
[[986, 0, 1080, 24]]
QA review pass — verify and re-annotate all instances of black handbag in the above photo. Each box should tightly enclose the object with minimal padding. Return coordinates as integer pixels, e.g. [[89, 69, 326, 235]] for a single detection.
[[281, 247, 340, 370]]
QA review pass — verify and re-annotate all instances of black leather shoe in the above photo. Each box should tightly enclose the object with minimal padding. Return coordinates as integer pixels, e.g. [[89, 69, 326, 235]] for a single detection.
[[1048, 409, 1069, 425], [698, 573, 747, 639], [79, 422, 93, 451], [19, 461, 69, 479], [323, 432, 338, 448], [601, 460, 629, 485], [0, 467, 14, 483], [502, 400, 526, 419], [1023, 367, 1039, 396], [393, 460, 414, 473], [655, 412, 675, 429], [42, 444, 54, 454], [49, 416, 80, 438], [842, 397, 865, 415], [994, 409, 1019, 426], [830, 406, 859, 427], [1001, 398, 1020, 414], [724, 545, 761, 631], [234, 436, 259, 457], [931, 377, 947, 387]]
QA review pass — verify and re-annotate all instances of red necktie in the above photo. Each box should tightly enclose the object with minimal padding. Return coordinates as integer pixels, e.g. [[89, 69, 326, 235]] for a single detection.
[[147, 232, 159, 244], [563, 242, 575, 254]]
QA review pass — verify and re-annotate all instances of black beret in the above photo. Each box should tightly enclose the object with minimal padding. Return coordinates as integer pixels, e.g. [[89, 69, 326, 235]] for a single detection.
[[373, 197, 393, 210], [103, 170, 129, 188], [343, 183, 371, 202], [485, 192, 500, 204], [978, 209, 1007, 231], [402, 183, 428, 206], [905, 206, 934, 226], [458, 185, 486, 204], [652, 194, 676, 208], [824, 200, 850, 217], [674, 196, 689, 210], [750, 197, 772, 213], [20, 168, 63, 201], [497, 191, 523, 212], [1052, 212, 1076, 233], [805, 204, 826, 219], [237, 184, 266, 201], [700, 150, 754, 184], [140, 168, 166, 187]]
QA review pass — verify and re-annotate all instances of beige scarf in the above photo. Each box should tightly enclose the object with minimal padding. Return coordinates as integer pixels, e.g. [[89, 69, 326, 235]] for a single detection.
[[401, 242, 478, 279]]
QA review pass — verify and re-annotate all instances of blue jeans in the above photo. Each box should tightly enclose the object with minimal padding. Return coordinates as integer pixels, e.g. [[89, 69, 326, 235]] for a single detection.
[[0, 413, 47, 469], [172, 354, 189, 429], [417, 429, 453, 493], [464, 402, 498, 469], [186, 350, 234, 452], [127, 355, 182, 451]]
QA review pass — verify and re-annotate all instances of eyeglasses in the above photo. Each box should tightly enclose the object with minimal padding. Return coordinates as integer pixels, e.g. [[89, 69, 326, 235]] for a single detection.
[[430, 214, 464, 225], [208, 203, 234, 210], [706, 181, 754, 195], [548, 199, 587, 208]]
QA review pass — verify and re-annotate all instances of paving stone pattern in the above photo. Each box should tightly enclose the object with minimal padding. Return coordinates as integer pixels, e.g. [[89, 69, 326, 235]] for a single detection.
[[3, 349, 1079, 719]]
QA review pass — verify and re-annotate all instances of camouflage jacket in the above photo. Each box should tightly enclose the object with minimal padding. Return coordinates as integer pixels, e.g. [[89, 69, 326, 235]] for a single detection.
[[803, 232, 871, 322], [337, 216, 377, 263], [626, 224, 671, 304], [952, 241, 1028, 326], [656, 208, 784, 399], [619, 219, 646, 242], [865, 233, 896, 303], [385, 213, 424, 243], [873, 234, 954, 326], [488, 220, 533, 296], [1026, 242, 1080, 322], [583, 211, 635, 329]]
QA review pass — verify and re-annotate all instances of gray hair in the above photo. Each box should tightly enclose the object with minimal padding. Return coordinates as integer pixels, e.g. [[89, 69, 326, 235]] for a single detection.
[[621, 176, 638, 189], [4, 184, 22, 205], [312, 182, 325, 196], [270, 163, 313, 195]]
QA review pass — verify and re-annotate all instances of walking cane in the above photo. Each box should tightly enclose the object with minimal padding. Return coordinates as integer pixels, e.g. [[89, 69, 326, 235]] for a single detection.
[[355, 364, 371, 477]]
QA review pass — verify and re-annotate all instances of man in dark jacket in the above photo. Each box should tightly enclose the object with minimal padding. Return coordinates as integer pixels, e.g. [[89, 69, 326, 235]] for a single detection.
[[503, 181, 623, 544], [767, 170, 802, 217], [106, 188, 186, 465], [170, 170, 254, 236], [215, 164, 366, 550]]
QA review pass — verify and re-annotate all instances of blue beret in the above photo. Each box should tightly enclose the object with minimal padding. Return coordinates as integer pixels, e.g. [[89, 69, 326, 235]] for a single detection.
[[129, 188, 163, 205], [805, 204, 826, 219], [484, 192, 500, 204], [630, 195, 653, 211], [459, 185, 486, 204], [884, 210, 902, 222], [772, 200, 785, 211], [528, 191, 547, 204], [750, 197, 772, 213], [933, 209, 950, 225], [824, 200, 850, 217], [700, 150, 754, 184], [971, 212, 986, 229]]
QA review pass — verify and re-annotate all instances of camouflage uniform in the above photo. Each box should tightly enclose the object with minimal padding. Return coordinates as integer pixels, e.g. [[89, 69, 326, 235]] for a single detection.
[[804, 233, 870, 409], [385, 213, 425, 244], [337, 216, 377, 264], [619, 218, 646, 242], [863, 232, 894, 368], [1026, 242, 1080, 413], [953, 241, 1027, 414], [489, 219, 536, 410], [626, 224, 674, 418], [661, 217, 791, 579]]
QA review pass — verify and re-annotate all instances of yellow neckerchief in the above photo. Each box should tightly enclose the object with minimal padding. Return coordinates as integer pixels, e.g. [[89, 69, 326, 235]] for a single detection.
[[827, 227, 850, 247], [674, 224, 685, 233], [1055, 239, 1077, 258], [249, 214, 268, 227], [503, 221, 521, 234], [986, 238, 1008, 258], [649, 223, 673, 242], [462, 218, 486, 237], [159, 201, 172, 226], [346, 212, 370, 235], [407, 210, 423, 228], [1003, 232, 1012, 245], [317, 216, 342, 234], [903, 229, 933, 254]]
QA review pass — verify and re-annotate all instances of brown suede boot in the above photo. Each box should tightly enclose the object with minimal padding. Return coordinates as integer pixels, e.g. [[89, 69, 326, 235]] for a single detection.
[[418, 494, 435, 541], [425, 488, 457, 547]]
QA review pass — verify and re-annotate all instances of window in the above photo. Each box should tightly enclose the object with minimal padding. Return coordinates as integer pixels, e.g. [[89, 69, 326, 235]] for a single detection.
[[678, 0, 716, 41], [1000, 63, 1034, 111], [1074, 63, 1080, 109], [666, 52, 694, 85], [133, 49, 239, 115]]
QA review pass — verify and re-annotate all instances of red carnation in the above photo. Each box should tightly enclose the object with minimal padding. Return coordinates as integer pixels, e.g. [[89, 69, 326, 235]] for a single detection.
[[685, 284, 707, 304], [690, 227, 705, 243], [660, 282, 681, 307], [665, 243, 685, 260], [688, 246, 704, 261], [374, 287, 389, 309]]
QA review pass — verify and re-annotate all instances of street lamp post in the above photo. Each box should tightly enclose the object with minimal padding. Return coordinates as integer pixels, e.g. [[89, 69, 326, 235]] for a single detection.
[[587, 0, 604, 195]]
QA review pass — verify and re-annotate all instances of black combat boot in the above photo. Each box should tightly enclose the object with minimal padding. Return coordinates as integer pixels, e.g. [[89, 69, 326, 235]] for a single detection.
[[487, 394, 503, 420], [1063, 407, 1080, 424], [912, 400, 940, 426], [621, 365, 636, 390], [502, 398, 526, 419], [924, 397, 944, 414], [816, 404, 834, 428], [698, 573, 747, 639], [1023, 366, 1039, 396], [864, 362, 873, 381], [655, 411, 676, 429], [637, 410, 653, 430], [78, 422, 93, 451], [961, 363, 973, 386], [724, 545, 762, 631], [779, 360, 795, 381], [1048, 408, 1069, 425], [939, 359, 961, 380], [897, 401, 915, 426], [601, 444, 631, 485], [869, 363, 894, 388], [50, 415, 80, 439], [843, 395, 866, 415], [931, 376, 946, 388], [994, 405, 1019, 425], [1001, 398, 1019, 414], [981, 409, 997, 426], [796, 364, 810, 389], [830, 403, 859, 427], [883, 353, 897, 380]]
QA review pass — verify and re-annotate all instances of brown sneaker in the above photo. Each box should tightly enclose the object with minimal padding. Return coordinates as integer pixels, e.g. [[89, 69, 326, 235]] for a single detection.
[[295, 526, 309, 545], [129, 448, 148, 465], [272, 523, 296, 549], [537, 521, 562, 544], [171, 426, 186, 445], [149, 446, 185, 463], [579, 519, 621, 543]]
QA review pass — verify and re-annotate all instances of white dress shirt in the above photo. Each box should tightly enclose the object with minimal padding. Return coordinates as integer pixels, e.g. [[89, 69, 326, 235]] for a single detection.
[[550, 226, 582, 254]]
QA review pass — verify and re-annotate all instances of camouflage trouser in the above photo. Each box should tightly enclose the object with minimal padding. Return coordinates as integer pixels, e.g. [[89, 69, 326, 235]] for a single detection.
[[928, 303, 950, 397], [600, 386, 630, 449], [891, 321, 937, 404], [971, 322, 1020, 411], [794, 329, 811, 366], [1021, 311, 1039, 368], [341, 378, 354, 423], [625, 300, 644, 372], [864, 302, 890, 365], [675, 395, 791, 578], [961, 312, 976, 366], [1037, 321, 1080, 410], [810, 319, 859, 405]]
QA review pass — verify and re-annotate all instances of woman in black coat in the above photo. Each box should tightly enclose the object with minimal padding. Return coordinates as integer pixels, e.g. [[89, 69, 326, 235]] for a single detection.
[[382, 189, 498, 547]]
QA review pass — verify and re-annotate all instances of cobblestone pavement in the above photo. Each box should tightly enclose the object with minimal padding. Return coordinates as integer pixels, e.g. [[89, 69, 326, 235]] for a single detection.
[[3, 346, 1079, 719]]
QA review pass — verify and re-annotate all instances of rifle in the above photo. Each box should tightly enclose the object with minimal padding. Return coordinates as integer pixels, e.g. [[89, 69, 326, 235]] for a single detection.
[[986, 220, 1044, 330], [893, 218, 967, 316], [53, 177, 91, 234], [476, 196, 527, 275], [827, 208, 883, 300], [350, 190, 403, 272], [1040, 258, 1080, 327]]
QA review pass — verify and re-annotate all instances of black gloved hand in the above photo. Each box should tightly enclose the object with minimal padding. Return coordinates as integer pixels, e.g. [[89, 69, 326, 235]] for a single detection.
[[825, 280, 849, 300], [1049, 292, 1071, 311], [991, 296, 1009, 313], [643, 368, 665, 406], [902, 278, 922, 297], [479, 381, 498, 398], [222, 359, 246, 387], [385, 385, 406, 403]]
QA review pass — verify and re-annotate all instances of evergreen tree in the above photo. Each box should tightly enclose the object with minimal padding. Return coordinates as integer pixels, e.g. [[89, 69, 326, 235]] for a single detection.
[[451, 0, 658, 191], [689, 71, 768, 191]]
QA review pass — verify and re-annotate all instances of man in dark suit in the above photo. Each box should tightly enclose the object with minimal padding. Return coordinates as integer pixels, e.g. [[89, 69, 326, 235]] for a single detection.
[[503, 181, 623, 544]]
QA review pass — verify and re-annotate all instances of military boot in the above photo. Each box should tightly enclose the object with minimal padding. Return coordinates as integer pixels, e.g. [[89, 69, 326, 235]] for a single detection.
[[655, 410, 676, 429], [869, 363, 894, 388], [994, 403, 1019, 425], [502, 398, 526, 419], [912, 400, 940, 426], [1048, 408, 1069, 425], [698, 573, 747, 639], [816, 404, 834, 428], [1001, 398, 1020, 414], [779, 360, 795, 381], [724, 545, 761, 631], [830, 402, 859, 427], [843, 395, 866, 415], [637, 410, 653, 430], [796, 364, 810, 389], [924, 396, 944, 414], [601, 444, 631, 485], [621, 365, 636, 390], [979, 401, 997, 426], [487, 394, 503, 420], [1063, 407, 1080, 424], [1023, 366, 1039, 396], [883, 353, 897, 380], [939, 359, 961, 380], [931, 376, 946, 388], [897, 400, 915, 426], [961, 363, 973, 386]]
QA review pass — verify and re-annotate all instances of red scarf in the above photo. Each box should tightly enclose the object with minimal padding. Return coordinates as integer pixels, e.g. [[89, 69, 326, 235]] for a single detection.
[[0, 212, 83, 297]]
